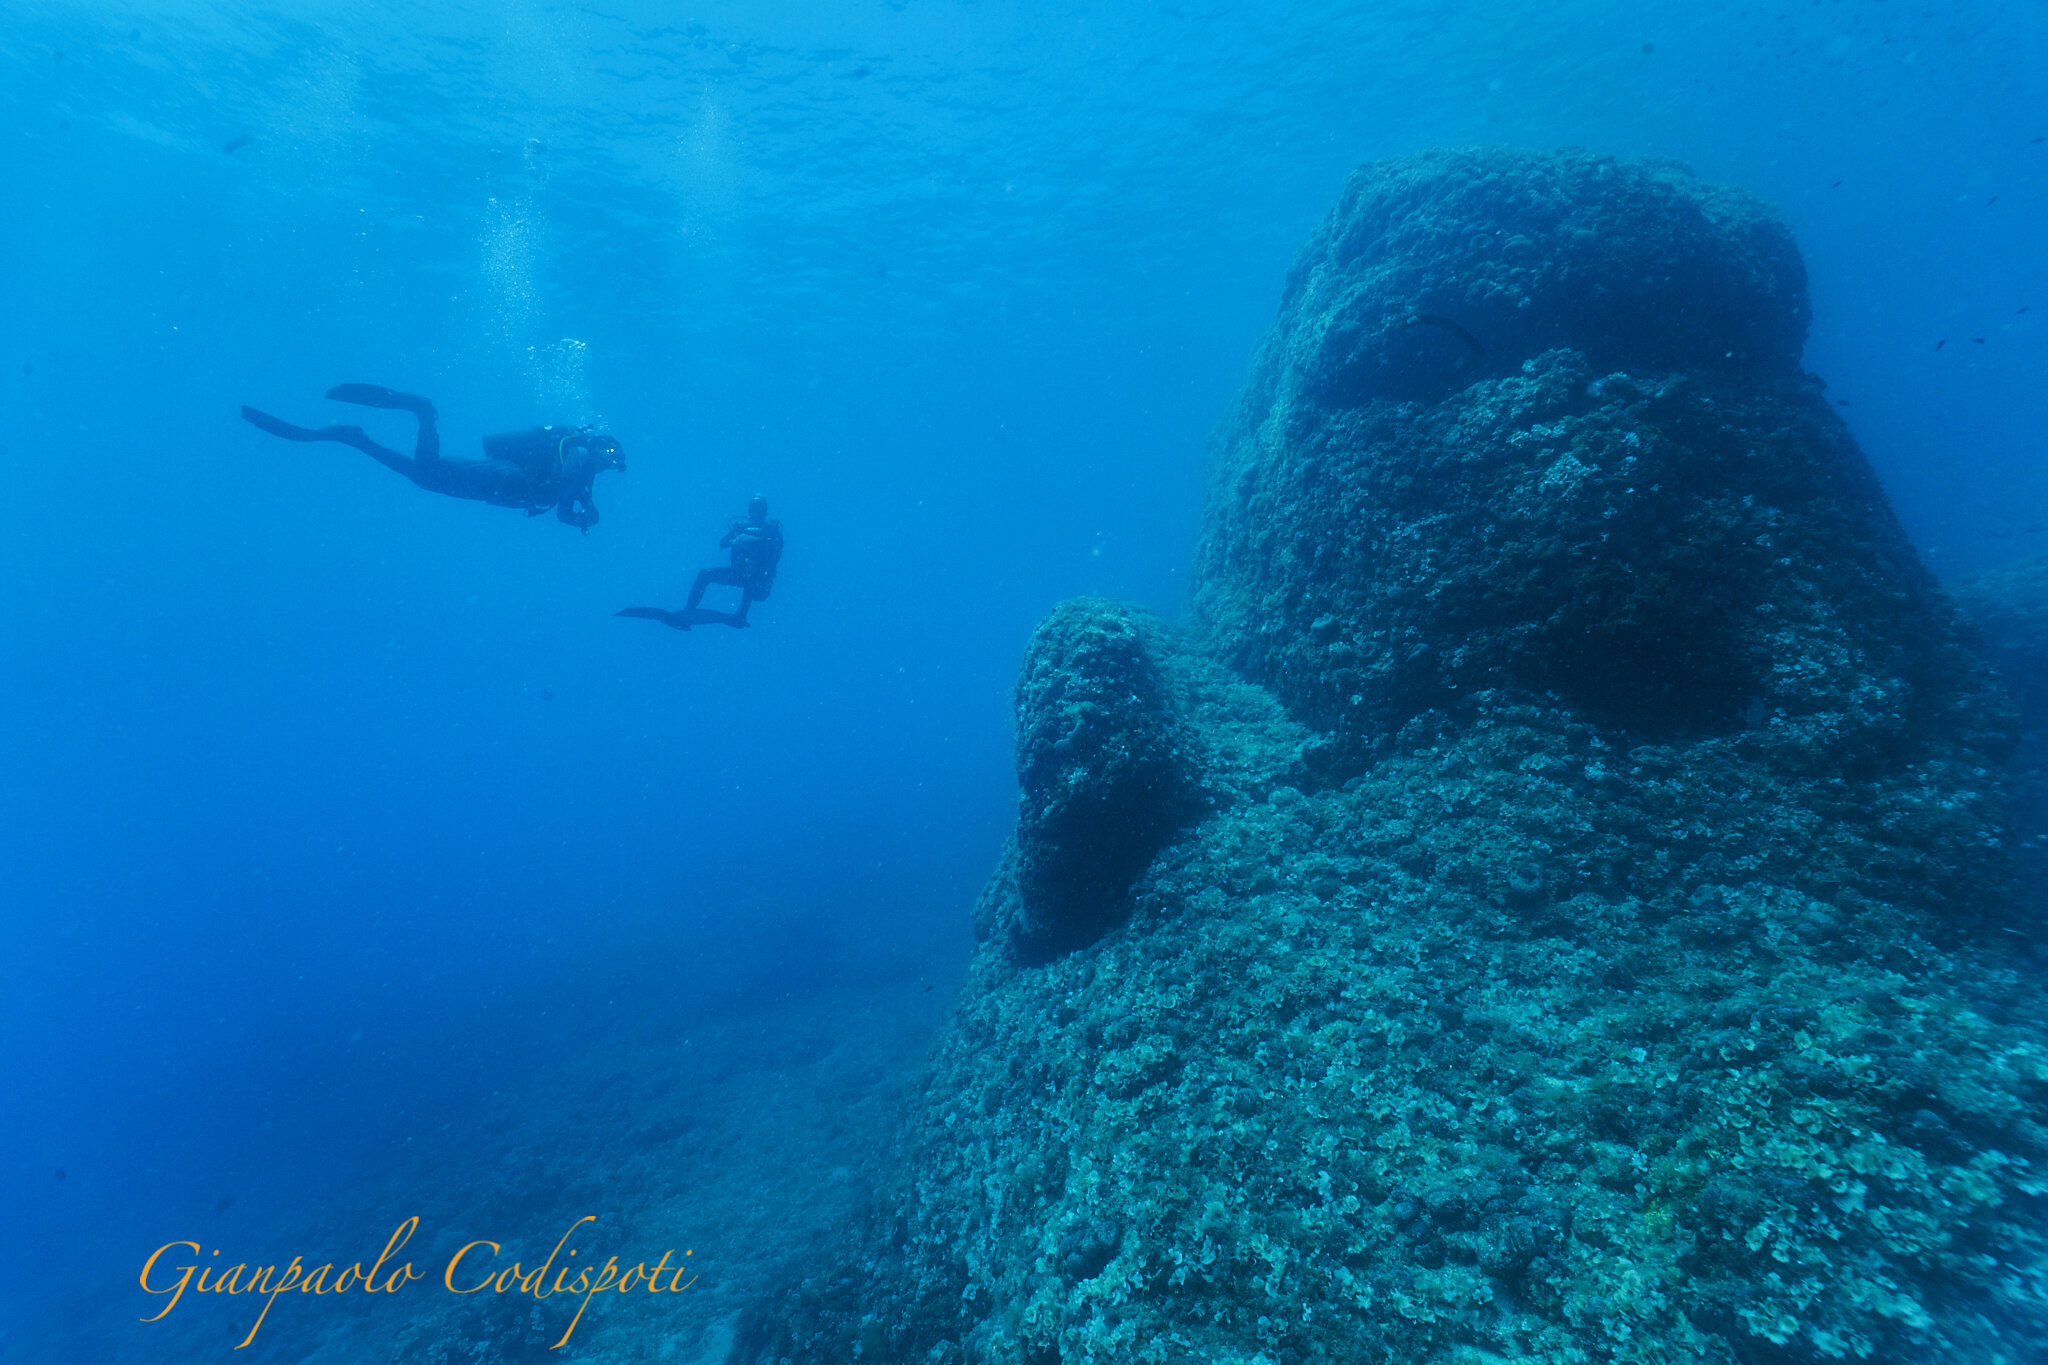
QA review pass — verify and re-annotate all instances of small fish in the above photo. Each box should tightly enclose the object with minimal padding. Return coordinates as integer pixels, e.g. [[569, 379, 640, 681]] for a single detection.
[[1831, 180, 1842, 188], [222, 135, 253, 155], [54, 1169, 66, 1182], [1935, 339, 1946, 350], [2021, 307, 2031, 314], [215, 1194, 235, 1214], [1834, 399, 1849, 406], [1973, 337, 1987, 344]]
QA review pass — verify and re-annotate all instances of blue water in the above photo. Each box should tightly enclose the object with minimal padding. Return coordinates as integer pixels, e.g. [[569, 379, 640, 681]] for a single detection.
[[2, 2, 2043, 1359]]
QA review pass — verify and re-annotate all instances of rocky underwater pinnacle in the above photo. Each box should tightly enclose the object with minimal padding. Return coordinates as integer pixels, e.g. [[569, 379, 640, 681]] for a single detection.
[[1192, 146, 2004, 768], [733, 147, 2048, 1365]]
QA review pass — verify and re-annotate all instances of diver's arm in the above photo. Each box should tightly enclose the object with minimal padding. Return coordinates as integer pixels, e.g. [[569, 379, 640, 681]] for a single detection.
[[552, 470, 599, 530]]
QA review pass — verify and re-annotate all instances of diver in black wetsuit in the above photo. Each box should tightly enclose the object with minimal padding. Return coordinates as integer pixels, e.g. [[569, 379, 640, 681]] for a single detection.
[[240, 384, 624, 530], [618, 496, 784, 631]]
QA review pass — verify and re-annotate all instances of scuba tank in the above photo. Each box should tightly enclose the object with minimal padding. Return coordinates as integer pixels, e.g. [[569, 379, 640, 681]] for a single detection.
[[481, 427, 567, 476]]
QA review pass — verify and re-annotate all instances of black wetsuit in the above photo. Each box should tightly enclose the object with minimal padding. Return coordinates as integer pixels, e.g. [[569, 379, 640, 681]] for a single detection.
[[241, 384, 619, 529], [619, 512, 784, 631]]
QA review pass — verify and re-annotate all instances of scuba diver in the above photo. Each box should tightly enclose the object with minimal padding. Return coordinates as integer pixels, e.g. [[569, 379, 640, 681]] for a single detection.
[[618, 495, 783, 631], [240, 384, 624, 530]]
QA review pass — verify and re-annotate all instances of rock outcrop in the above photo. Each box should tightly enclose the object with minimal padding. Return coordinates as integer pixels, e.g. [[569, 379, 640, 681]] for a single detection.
[[1192, 146, 2003, 768], [1005, 601, 1202, 961], [733, 148, 2048, 1365]]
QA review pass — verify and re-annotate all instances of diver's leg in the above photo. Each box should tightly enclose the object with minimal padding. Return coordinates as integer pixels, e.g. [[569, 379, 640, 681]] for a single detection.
[[689, 566, 749, 610], [728, 585, 758, 627], [241, 406, 417, 479], [684, 568, 720, 612], [414, 401, 439, 464], [325, 385, 439, 464]]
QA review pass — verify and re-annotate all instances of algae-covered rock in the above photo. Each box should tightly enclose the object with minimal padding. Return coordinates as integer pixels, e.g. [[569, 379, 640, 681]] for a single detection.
[[1956, 558, 2048, 726], [1259, 145, 1808, 411], [731, 150, 2046, 1365], [985, 603, 1319, 961], [1007, 599, 1200, 958], [1954, 557, 2048, 921], [1194, 146, 2002, 767]]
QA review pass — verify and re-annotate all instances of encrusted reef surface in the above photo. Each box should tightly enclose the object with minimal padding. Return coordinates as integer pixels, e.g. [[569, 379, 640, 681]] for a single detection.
[[1192, 146, 2000, 768], [1008, 600, 1204, 960], [1954, 558, 2048, 925], [1955, 559, 2048, 729], [732, 148, 2048, 1365]]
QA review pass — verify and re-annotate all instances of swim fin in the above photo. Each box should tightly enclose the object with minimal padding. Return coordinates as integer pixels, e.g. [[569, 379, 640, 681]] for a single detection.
[[325, 383, 434, 414], [242, 406, 330, 442], [616, 607, 742, 631], [617, 607, 691, 631]]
